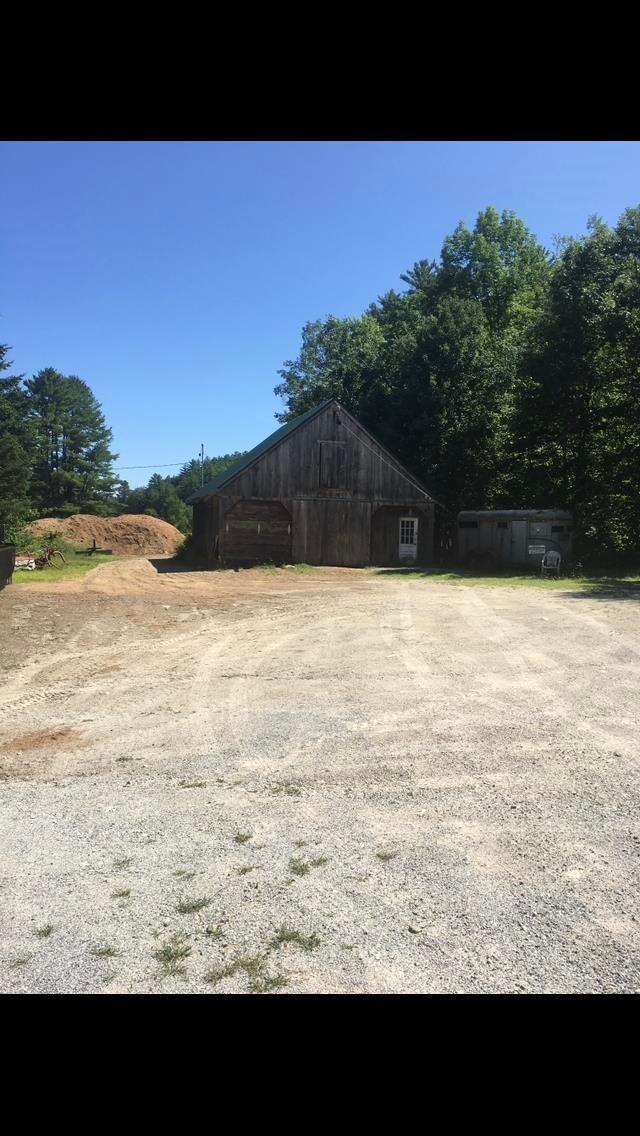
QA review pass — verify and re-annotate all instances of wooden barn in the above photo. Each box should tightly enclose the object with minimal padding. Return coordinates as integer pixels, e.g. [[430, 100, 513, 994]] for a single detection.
[[188, 399, 435, 568]]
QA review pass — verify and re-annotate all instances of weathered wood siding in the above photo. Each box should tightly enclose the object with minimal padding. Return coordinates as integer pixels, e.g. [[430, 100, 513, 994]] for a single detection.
[[291, 499, 372, 566], [370, 505, 433, 567], [223, 403, 428, 503], [193, 401, 434, 567], [222, 500, 291, 565]]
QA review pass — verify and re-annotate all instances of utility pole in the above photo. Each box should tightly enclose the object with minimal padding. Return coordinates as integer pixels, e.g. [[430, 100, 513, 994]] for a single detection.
[[200, 443, 205, 487]]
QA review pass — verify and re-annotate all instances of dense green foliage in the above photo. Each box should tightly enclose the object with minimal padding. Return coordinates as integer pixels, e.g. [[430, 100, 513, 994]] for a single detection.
[[25, 367, 119, 516], [0, 347, 244, 538], [3, 204, 639, 561], [276, 205, 640, 560], [0, 345, 32, 538]]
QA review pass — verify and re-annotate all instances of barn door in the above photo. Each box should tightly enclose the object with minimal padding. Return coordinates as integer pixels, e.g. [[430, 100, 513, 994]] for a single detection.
[[399, 516, 418, 562], [223, 500, 292, 565]]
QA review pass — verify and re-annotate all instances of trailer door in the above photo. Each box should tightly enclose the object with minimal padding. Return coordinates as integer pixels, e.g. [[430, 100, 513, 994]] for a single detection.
[[510, 520, 527, 565]]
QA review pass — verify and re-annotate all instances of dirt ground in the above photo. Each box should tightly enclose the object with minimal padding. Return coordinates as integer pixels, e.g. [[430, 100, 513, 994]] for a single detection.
[[1, 558, 639, 993]]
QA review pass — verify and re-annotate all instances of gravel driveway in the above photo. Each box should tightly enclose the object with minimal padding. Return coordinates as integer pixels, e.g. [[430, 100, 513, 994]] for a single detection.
[[1, 560, 639, 993]]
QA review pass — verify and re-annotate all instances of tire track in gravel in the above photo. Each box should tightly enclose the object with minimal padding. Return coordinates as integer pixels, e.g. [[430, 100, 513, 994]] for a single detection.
[[184, 585, 436, 977], [456, 586, 640, 757]]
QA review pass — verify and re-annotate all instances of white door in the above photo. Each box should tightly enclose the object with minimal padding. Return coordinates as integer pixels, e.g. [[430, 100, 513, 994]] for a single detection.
[[399, 516, 418, 562]]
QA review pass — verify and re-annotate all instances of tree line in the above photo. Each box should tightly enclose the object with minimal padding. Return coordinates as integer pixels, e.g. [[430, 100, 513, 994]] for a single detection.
[[3, 203, 639, 560], [0, 357, 242, 540], [276, 205, 640, 562]]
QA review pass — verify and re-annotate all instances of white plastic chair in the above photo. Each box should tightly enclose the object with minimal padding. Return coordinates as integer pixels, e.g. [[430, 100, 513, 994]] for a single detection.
[[541, 549, 561, 578]]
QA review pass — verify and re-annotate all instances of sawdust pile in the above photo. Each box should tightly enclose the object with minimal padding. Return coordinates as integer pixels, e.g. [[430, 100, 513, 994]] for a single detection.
[[26, 514, 184, 557]]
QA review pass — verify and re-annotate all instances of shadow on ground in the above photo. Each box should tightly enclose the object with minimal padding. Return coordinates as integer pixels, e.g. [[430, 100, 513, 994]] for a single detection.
[[373, 567, 640, 600], [149, 557, 200, 575], [561, 583, 640, 602]]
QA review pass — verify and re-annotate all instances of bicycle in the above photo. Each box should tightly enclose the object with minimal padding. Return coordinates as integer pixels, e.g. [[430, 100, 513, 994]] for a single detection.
[[34, 543, 67, 569]]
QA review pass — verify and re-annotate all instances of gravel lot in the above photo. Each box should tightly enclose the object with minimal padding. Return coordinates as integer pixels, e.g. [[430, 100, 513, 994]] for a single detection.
[[1, 559, 639, 993]]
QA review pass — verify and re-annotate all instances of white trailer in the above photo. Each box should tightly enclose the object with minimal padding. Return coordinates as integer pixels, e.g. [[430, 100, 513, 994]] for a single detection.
[[456, 509, 573, 570]]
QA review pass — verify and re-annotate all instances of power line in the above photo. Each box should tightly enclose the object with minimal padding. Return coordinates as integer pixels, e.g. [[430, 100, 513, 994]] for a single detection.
[[113, 460, 195, 471]]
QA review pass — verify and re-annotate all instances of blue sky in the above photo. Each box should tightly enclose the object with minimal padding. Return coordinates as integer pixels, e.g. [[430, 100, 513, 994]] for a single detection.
[[2, 141, 639, 483]]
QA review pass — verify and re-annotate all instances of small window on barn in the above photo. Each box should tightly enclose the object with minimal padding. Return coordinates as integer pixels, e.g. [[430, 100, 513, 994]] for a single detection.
[[319, 442, 347, 489], [497, 521, 508, 529], [459, 520, 478, 529], [552, 525, 564, 533]]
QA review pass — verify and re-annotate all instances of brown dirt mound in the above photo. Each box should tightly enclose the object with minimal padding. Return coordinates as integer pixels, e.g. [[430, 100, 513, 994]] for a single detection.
[[26, 514, 184, 556]]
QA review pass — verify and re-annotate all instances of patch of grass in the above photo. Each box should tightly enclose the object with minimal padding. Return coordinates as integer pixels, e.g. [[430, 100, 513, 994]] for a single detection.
[[288, 854, 326, 876], [376, 850, 397, 862], [288, 857, 310, 877], [270, 925, 320, 952], [204, 961, 238, 985], [174, 869, 196, 879], [113, 857, 131, 870], [34, 923, 54, 938], [234, 832, 252, 844], [250, 972, 289, 993], [272, 781, 302, 797], [178, 779, 206, 789], [116, 756, 133, 764], [154, 934, 192, 977], [236, 865, 256, 876], [373, 567, 640, 592], [205, 924, 224, 939], [13, 553, 115, 585], [9, 954, 32, 968], [176, 896, 211, 914], [293, 839, 307, 848], [205, 953, 275, 991], [111, 887, 130, 899], [288, 563, 318, 574], [91, 944, 120, 958]]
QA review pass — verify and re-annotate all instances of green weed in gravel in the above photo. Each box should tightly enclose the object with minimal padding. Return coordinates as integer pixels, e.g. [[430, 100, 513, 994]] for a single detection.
[[204, 953, 283, 993], [35, 924, 54, 938], [288, 857, 310, 877], [250, 972, 289, 993], [154, 934, 192, 977], [176, 896, 211, 914], [272, 781, 302, 797], [270, 926, 320, 952], [289, 855, 326, 876]]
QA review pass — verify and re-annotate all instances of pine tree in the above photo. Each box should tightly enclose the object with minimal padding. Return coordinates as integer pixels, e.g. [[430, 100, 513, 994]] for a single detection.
[[26, 368, 118, 514], [0, 344, 31, 537]]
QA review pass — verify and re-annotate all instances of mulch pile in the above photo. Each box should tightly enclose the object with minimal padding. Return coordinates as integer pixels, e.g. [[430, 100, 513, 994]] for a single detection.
[[26, 514, 184, 557]]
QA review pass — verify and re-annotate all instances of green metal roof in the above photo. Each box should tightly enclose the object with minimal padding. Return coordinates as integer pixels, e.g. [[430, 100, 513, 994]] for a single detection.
[[187, 398, 335, 503]]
